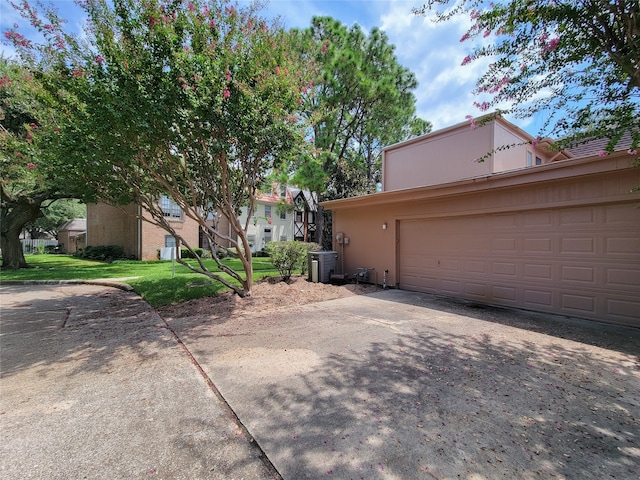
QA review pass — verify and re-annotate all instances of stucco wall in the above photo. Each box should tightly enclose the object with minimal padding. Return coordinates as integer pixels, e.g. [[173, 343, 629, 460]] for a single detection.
[[324, 155, 640, 325], [382, 122, 493, 191], [382, 118, 562, 192]]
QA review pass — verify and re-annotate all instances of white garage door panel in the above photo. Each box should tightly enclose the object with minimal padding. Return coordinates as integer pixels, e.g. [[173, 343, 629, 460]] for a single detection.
[[398, 205, 640, 326]]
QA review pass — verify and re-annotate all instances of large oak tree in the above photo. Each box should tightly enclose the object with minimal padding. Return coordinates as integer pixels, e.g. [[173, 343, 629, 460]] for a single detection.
[[1, 58, 87, 268]]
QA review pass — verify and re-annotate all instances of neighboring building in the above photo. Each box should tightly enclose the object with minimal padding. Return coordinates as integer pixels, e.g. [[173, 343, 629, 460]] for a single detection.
[[58, 218, 86, 254], [237, 184, 319, 253], [87, 185, 318, 259], [322, 116, 640, 327], [86, 196, 200, 260]]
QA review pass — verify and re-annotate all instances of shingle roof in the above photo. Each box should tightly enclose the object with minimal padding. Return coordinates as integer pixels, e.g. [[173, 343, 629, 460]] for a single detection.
[[58, 218, 86, 232], [565, 131, 634, 158]]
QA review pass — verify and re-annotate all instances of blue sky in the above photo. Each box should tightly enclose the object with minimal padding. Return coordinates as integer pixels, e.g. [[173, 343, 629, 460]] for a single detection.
[[0, 0, 543, 134]]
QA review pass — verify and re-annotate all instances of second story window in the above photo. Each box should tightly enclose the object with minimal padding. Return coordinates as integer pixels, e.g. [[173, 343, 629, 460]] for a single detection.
[[160, 195, 182, 219]]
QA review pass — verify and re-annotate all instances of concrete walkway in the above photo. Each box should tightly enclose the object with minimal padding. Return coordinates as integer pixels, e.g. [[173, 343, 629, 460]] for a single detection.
[[0, 284, 277, 480], [2, 284, 639, 479]]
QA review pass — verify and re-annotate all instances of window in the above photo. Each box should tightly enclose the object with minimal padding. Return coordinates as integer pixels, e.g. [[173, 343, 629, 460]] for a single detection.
[[265, 205, 272, 221], [535, 156, 543, 166], [280, 185, 287, 198], [280, 210, 287, 220], [526, 151, 533, 167], [160, 195, 182, 219], [263, 228, 272, 246]]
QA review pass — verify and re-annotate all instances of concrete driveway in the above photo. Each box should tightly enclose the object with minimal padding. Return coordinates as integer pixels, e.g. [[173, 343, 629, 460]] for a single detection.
[[2, 284, 639, 479]]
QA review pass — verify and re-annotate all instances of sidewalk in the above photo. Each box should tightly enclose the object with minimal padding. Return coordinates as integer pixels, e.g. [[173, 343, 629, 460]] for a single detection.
[[0, 284, 277, 480]]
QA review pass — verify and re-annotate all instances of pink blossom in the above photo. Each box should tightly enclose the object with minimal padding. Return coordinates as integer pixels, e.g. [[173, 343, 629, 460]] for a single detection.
[[597, 150, 608, 157], [95, 55, 104, 64], [545, 38, 560, 52], [275, 66, 281, 75], [465, 115, 477, 130], [459, 32, 470, 42], [473, 101, 490, 111], [182, 83, 188, 89], [27, 162, 36, 169], [4, 30, 31, 48], [532, 137, 540, 147], [225, 70, 231, 81], [627, 149, 638, 155], [461, 55, 472, 66], [297, 98, 302, 104], [0, 75, 12, 87], [483, 29, 491, 38], [223, 89, 230, 99]]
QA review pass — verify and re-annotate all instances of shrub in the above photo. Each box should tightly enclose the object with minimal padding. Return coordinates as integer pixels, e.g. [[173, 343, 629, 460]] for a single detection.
[[180, 247, 204, 259], [265, 241, 314, 281], [74, 245, 128, 262], [298, 242, 321, 274]]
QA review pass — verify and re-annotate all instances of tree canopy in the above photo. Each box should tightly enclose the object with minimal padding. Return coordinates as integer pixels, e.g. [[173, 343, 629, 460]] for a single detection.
[[0, 57, 88, 268], [24, 198, 85, 240], [415, 0, 639, 154], [5, 0, 311, 295], [287, 16, 430, 200]]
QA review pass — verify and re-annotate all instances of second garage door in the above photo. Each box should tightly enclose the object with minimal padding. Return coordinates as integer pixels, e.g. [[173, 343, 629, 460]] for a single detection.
[[398, 203, 640, 326]]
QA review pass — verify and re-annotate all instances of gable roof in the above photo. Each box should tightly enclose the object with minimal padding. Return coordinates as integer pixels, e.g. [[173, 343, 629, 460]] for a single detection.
[[289, 187, 318, 212]]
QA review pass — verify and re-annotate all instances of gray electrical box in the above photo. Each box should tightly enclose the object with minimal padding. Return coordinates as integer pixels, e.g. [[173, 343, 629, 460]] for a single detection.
[[308, 251, 338, 283]]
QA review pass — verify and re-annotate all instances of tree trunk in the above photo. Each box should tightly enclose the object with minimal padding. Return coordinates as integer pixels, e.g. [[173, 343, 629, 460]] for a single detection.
[[1, 202, 43, 269]]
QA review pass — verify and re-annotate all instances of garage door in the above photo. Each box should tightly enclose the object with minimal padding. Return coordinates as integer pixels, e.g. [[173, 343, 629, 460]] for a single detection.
[[398, 203, 640, 326]]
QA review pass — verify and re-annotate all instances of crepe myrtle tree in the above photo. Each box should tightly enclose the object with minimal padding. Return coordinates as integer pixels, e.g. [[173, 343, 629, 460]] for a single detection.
[[6, 0, 313, 296], [414, 0, 639, 158]]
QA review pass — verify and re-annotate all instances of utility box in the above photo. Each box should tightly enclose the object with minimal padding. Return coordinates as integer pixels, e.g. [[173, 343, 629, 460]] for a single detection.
[[307, 251, 338, 283]]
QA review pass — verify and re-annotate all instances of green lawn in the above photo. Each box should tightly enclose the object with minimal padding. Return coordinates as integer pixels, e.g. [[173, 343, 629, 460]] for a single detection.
[[1, 254, 280, 307]]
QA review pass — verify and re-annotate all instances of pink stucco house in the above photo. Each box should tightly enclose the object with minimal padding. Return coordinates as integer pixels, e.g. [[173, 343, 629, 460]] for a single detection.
[[322, 116, 640, 327]]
